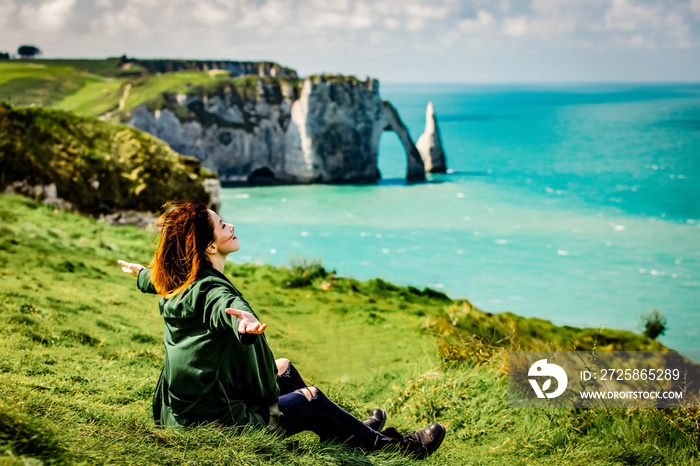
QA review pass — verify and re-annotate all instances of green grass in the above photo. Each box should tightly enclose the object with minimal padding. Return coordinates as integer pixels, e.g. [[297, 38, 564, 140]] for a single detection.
[[9, 58, 135, 78], [0, 63, 74, 85], [0, 194, 698, 465], [118, 71, 233, 114], [0, 64, 92, 107], [52, 78, 124, 116], [0, 61, 137, 114]]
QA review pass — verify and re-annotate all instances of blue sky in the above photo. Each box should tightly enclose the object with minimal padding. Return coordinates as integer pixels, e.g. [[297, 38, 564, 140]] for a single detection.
[[2, 0, 700, 82]]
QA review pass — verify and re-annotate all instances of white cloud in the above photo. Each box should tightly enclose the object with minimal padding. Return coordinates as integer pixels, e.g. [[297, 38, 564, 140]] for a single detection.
[[190, 0, 232, 26], [385, 17, 400, 30], [601, 0, 700, 49], [19, 0, 77, 30], [439, 29, 460, 46], [97, 2, 148, 36], [604, 0, 660, 32], [311, 0, 351, 11], [459, 10, 495, 32], [405, 18, 425, 31], [0, 1, 18, 31], [369, 30, 387, 44], [692, 0, 700, 17], [530, 0, 583, 12], [665, 11, 689, 39], [236, 0, 291, 29], [447, 0, 697, 50], [502, 15, 529, 36], [628, 34, 645, 47], [404, 4, 448, 19]]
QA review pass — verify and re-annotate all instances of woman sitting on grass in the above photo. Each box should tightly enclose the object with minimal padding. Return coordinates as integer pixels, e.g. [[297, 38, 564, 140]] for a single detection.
[[118, 200, 445, 459]]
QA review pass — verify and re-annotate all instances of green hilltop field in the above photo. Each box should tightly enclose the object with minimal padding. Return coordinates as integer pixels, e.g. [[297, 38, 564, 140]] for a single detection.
[[0, 58, 299, 121], [1, 195, 699, 465], [0, 58, 131, 114]]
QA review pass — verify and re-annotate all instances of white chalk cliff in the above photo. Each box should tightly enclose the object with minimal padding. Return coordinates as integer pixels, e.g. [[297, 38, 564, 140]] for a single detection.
[[129, 76, 440, 184], [415, 102, 447, 173]]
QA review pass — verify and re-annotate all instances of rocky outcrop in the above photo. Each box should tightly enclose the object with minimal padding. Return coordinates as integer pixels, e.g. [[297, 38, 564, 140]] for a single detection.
[[284, 77, 425, 182], [128, 76, 438, 184], [3, 181, 73, 210], [129, 80, 297, 184], [416, 102, 447, 173]]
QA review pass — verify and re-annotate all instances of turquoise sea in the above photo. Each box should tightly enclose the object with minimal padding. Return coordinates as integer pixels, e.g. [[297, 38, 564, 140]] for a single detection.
[[220, 83, 700, 354]]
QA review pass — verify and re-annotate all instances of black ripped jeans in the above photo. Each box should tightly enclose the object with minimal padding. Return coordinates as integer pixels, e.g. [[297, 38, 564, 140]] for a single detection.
[[259, 362, 396, 451]]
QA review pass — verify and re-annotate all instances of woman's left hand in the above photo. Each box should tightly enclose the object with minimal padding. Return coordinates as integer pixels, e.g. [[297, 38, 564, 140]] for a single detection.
[[225, 308, 267, 334], [118, 260, 145, 277]]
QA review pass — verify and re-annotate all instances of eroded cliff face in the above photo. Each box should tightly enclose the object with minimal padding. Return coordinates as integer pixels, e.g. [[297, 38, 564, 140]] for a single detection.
[[129, 81, 294, 184], [129, 76, 427, 184]]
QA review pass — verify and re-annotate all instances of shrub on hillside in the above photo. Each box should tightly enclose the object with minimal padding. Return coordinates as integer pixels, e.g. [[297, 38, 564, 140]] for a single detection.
[[641, 308, 667, 340], [284, 257, 330, 288], [0, 103, 216, 215]]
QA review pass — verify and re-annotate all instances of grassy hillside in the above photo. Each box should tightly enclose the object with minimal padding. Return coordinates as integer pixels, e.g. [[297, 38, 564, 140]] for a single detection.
[[0, 59, 299, 120], [0, 59, 128, 109], [0, 103, 214, 215], [1, 194, 698, 465]]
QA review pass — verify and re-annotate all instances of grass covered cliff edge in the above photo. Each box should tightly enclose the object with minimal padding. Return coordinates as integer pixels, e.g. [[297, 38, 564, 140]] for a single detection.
[[0, 194, 698, 465]]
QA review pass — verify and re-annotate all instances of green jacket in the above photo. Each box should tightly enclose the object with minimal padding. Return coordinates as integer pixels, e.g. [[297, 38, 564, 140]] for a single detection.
[[138, 265, 279, 427]]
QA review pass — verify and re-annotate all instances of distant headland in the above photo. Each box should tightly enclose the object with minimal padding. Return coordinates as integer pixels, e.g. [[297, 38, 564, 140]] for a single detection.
[[0, 56, 448, 192]]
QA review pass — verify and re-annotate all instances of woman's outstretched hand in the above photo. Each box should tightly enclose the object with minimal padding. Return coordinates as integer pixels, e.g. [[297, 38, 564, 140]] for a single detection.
[[118, 260, 145, 277], [225, 308, 267, 334]]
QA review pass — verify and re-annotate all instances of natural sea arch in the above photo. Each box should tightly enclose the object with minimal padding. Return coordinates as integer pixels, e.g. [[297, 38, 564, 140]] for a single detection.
[[377, 131, 407, 180], [380, 101, 425, 182]]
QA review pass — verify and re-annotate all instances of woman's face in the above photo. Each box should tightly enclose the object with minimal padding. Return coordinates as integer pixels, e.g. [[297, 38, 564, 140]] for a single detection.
[[207, 210, 240, 255]]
